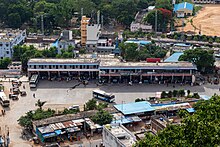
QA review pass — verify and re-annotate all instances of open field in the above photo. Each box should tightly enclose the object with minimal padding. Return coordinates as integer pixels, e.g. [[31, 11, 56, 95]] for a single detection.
[[183, 5, 220, 36]]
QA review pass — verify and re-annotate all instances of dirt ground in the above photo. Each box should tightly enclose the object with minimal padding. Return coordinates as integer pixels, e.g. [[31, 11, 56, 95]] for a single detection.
[[183, 5, 220, 36]]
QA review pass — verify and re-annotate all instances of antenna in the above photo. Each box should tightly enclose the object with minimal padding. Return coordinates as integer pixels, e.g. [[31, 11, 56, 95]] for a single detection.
[[155, 9, 157, 33], [41, 15, 44, 35]]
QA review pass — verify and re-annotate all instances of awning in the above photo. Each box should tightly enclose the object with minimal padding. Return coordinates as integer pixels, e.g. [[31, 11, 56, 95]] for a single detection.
[[55, 130, 62, 135], [186, 108, 195, 113], [42, 132, 56, 138]]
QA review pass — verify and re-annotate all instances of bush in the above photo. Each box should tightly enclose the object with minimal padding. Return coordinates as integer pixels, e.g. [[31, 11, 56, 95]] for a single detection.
[[178, 90, 185, 97], [173, 90, 178, 97], [161, 91, 167, 98], [167, 91, 173, 98], [135, 98, 145, 102], [193, 93, 200, 99]]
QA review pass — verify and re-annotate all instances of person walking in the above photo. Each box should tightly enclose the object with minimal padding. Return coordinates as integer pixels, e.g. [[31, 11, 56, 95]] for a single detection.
[[33, 93, 35, 98]]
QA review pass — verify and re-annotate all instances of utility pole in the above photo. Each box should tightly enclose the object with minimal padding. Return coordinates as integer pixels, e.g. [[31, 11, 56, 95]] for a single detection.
[[97, 10, 100, 25], [155, 9, 157, 33], [101, 15, 104, 29], [181, 19, 184, 41], [40, 15, 43, 35], [81, 8, 84, 17]]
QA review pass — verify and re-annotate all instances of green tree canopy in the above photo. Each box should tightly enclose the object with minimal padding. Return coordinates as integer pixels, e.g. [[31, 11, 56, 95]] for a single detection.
[[91, 109, 113, 125], [179, 48, 215, 73]]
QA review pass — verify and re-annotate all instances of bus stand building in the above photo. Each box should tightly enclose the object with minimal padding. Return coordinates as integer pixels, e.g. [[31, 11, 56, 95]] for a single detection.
[[27, 55, 197, 84]]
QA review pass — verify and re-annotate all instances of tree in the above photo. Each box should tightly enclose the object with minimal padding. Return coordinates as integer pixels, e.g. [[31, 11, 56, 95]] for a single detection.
[[193, 36, 198, 41], [178, 89, 185, 97], [187, 90, 190, 96], [173, 90, 178, 97], [0, 58, 11, 69], [161, 91, 167, 98], [155, 0, 172, 10], [35, 99, 47, 110], [91, 109, 113, 125], [167, 91, 172, 98], [179, 48, 215, 73], [135, 98, 145, 102], [85, 99, 97, 110]]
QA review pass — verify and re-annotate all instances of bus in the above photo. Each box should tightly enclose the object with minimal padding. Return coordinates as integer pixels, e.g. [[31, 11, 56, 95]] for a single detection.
[[92, 90, 115, 103], [29, 74, 39, 88], [0, 92, 10, 107]]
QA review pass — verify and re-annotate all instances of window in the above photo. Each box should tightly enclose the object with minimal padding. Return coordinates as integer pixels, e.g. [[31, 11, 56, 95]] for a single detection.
[[0, 44, 2, 46], [5, 44, 9, 47], [49, 65, 51, 69], [6, 51, 9, 54], [34, 65, 36, 69], [64, 65, 66, 69], [56, 65, 58, 69]]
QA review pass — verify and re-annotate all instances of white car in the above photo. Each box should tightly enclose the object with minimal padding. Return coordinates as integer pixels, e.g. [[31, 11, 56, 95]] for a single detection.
[[68, 105, 79, 110]]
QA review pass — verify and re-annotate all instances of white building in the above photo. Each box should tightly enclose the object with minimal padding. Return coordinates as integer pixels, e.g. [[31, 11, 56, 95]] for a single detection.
[[102, 124, 137, 147], [130, 22, 152, 32], [0, 29, 26, 59], [57, 30, 75, 54], [86, 24, 101, 52]]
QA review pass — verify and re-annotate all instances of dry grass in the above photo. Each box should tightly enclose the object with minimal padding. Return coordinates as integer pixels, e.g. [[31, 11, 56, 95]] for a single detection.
[[183, 5, 220, 36]]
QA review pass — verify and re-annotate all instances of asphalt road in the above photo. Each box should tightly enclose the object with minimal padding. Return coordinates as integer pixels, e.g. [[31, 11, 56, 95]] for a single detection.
[[0, 79, 219, 147]]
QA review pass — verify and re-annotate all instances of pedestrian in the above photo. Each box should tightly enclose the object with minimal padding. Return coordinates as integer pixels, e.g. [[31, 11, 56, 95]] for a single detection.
[[23, 85, 25, 89], [1, 110, 4, 116], [33, 93, 35, 98], [3, 109, 5, 115]]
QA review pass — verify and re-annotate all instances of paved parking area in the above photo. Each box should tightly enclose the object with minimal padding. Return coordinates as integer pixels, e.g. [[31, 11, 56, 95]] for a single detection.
[[0, 79, 219, 147]]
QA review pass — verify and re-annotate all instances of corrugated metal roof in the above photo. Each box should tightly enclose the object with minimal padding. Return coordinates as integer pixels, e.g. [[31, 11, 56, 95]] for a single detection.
[[164, 52, 184, 62], [114, 101, 155, 115], [174, 2, 193, 12]]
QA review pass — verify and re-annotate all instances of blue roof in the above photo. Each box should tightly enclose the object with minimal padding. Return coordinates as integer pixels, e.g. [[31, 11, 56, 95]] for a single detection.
[[164, 52, 183, 62], [125, 40, 151, 45], [200, 95, 211, 100], [51, 39, 59, 48], [174, 43, 191, 47], [186, 108, 195, 113], [114, 101, 155, 115], [174, 2, 193, 12]]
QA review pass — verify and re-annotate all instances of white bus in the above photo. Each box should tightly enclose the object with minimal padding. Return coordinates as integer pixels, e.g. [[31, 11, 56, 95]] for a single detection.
[[0, 92, 10, 107], [29, 74, 39, 88], [92, 90, 115, 103]]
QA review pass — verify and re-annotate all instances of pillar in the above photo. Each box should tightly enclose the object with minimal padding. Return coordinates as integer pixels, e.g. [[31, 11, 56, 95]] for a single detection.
[[140, 75, 142, 82], [109, 74, 111, 83], [48, 71, 50, 78], [58, 71, 60, 77], [130, 74, 132, 82]]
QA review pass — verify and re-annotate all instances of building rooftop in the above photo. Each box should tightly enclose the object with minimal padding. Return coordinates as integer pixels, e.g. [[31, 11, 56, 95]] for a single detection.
[[28, 58, 100, 65], [100, 58, 197, 69], [151, 102, 192, 111], [105, 124, 136, 147], [164, 52, 184, 62], [114, 101, 155, 115], [174, 2, 194, 12], [0, 29, 25, 41], [86, 24, 101, 41]]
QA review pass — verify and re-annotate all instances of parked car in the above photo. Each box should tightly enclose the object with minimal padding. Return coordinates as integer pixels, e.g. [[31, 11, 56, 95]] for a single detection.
[[68, 105, 80, 110], [9, 93, 18, 100], [20, 91, 27, 96]]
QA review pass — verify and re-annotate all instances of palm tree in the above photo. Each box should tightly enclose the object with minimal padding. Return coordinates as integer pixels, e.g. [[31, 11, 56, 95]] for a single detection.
[[35, 99, 46, 110]]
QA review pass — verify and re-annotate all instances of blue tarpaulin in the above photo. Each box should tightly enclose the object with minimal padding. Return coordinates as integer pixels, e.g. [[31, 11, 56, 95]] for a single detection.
[[42, 132, 56, 138], [186, 108, 195, 113], [55, 130, 62, 135]]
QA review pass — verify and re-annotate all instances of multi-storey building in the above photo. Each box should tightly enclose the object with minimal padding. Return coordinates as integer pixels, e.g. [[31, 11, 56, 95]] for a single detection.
[[103, 124, 137, 147], [86, 24, 101, 52], [0, 29, 26, 59], [81, 16, 90, 46], [27, 56, 197, 84], [27, 58, 100, 79]]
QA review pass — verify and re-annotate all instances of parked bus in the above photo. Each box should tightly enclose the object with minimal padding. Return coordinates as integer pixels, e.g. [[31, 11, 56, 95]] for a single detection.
[[0, 92, 10, 107], [92, 90, 115, 103], [29, 74, 39, 88]]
